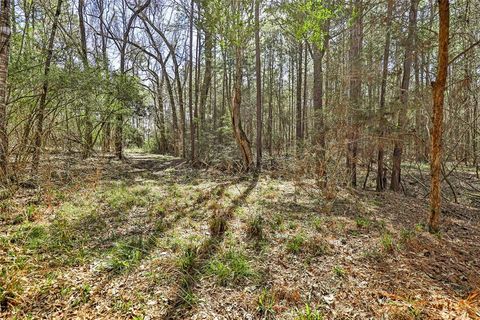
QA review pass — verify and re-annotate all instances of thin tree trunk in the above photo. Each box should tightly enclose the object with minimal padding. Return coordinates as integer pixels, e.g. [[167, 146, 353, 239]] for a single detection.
[[255, 0, 262, 169], [347, 0, 363, 187], [232, 45, 253, 170], [188, 0, 195, 162], [376, 0, 393, 191], [0, 0, 10, 183], [31, 0, 63, 174], [296, 41, 303, 154], [390, 0, 419, 191], [78, 0, 93, 158], [429, 0, 449, 232]]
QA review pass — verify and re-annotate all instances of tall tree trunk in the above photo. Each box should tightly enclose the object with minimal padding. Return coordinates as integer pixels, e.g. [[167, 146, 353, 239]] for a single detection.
[[376, 0, 393, 191], [268, 44, 274, 157], [232, 45, 253, 170], [312, 21, 329, 182], [78, 0, 93, 158], [31, 0, 63, 174], [188, 0, 195, 162], [255, 0, 262, 169], [0, 0, 10, 183], [199, 8, 212, 134], [390, 0, 419, 191], [296, 41, 303, 154], [429, 0, 449, 232], [156, 76, 167, 153], [347, 0, 363, 187]]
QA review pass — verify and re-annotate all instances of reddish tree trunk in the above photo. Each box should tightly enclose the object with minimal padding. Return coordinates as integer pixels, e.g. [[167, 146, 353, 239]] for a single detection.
[[429, 0, 449, 232]]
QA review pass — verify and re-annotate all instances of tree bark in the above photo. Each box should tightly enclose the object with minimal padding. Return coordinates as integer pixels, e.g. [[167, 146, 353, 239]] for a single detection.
[[429, 0, 449, 232], [232, 45, 253, 170], [78, 0, 93, 158], [0, 0, 10, 183], [32, 0, 63, 174], [296, 41, 303, 154], [347, 0, 363, 187], [390, 0, 419, 191], [255, 0, 262, 169], [376, 0, 393, 191], [189, 0, 195, 162]]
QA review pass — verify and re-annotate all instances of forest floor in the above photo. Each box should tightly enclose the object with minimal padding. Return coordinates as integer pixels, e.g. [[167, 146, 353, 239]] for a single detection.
[[1, 152, 479, 320]]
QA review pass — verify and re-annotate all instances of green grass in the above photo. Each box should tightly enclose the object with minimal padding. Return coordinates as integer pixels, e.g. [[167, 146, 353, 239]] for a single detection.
[[103, 183, 150, 212], [257, 288, 276, 319], [206, 249, 254, 286], [178, 245, 198, 271], [355, 216, 371, 229], [246, 214, 264, 240], [286, 234, 305, 254], [104, 237, 153, 273], [295, 304, 323, 320], [380, 232, 395, 252], [333, 265, 346, 278]]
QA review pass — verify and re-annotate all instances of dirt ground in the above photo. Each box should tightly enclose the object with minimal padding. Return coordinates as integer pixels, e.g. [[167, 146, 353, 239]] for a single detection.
[[1, 152, 479, 319]]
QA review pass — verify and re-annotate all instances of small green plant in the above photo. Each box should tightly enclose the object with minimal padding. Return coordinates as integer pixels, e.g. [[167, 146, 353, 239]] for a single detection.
[[288, 221, 298, 230], [246, 214, 264, 240], [154, 220, 167, 233], [287, 234, 305, 254], [312, 217, 324, 232], [400, 228, 415, 243], [271, 215, 285, 231], [381, 232, 395, 252], [209, 212, 227, 237], [182, 289, 198, 306], [10, 223, 48, 249], [295, 304, 323, 320], [333, 265, 346, 278], [257, 288, 275, 319], [0, 269, 22, 311], [414, 223, 424, 232], [408, 304, 424, 319], [355, 216, 370, 229], [105, 237, 149, 273], [178, 245, 198, 271]]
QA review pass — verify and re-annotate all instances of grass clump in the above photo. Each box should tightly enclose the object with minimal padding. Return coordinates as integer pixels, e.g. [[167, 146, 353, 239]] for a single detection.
[[295, 304, 323, 320], [10, 223, 48, 250], [333, 265, 346, 278], [206, 249, 254, 286], [246, 214, 264, 241], [105, 237, 152, 273], [355, 216, 371, 229], [178, 245, 198, 271], [305, 236, 330, 256], [103, 184, 150, 212], [209, 211, 228, 237], [381, 232, 395, 252], [257, 288, 276, 319], [0, 268, 23, 311], [286, 234, 305, 254]]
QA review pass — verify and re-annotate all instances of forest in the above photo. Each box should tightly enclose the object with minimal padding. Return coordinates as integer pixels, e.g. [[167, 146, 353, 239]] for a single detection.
[[0, 0, 479, 318]]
